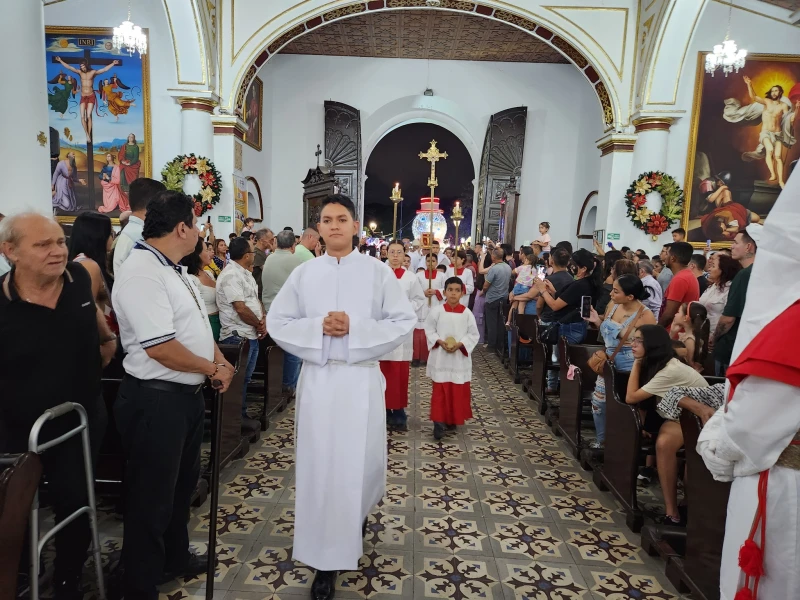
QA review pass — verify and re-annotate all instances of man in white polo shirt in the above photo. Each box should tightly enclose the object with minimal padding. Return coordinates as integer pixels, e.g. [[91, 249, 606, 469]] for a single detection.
[[112, 190, 234, 600]]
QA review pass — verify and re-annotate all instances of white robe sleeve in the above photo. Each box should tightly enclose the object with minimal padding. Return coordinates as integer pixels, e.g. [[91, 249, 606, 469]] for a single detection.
[[266, 268, 327, 366], [347, 267, 417, 363], [698, 377, 800, 479], [461, 310, 480, 355], [424, 306, 442, 350], [463, 269, 475, 297], [408, 274, 426, 314]]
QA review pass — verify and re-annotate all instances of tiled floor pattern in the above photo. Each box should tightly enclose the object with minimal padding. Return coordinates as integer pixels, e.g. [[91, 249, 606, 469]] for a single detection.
[[85, 348, 686, 600]]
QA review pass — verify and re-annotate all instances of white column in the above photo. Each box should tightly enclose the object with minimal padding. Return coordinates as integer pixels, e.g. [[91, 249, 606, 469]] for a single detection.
[[168, 93, 219, 159], [210, 115, 246, 239], [0, 0, 52, 215], [630, 117, 675, 176]]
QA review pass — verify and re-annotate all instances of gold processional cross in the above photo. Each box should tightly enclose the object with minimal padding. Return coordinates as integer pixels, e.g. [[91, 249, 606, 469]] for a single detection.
[[419, 140, 448, 304]]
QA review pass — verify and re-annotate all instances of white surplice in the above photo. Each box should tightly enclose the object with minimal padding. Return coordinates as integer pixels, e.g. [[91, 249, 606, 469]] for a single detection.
[[424, 305, 480, 384], [446, 267, 475, 307], [266, 251, 416, 571], [696, 172, 800, 599], [380, 269, 425, 362], [415, 271, 446, 330]]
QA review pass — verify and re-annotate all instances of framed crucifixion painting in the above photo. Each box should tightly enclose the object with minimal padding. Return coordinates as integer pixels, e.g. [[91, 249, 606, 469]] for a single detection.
[[45, 27, 151, 224]]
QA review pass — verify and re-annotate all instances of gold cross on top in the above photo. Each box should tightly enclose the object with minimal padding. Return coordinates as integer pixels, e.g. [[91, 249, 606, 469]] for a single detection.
[[419, 139, 448, 191]]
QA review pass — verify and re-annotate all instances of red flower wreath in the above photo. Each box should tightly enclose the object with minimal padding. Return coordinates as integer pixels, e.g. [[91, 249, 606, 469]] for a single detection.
[[161, 153, 223, 218], [624, 170, 684, 240]]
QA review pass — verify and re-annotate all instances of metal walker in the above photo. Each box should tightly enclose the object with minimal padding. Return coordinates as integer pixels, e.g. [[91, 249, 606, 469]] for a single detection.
[[0, 402, 105, 600]]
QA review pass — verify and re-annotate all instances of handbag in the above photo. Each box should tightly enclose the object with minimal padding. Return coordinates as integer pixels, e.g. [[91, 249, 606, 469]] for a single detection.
[[537, 309, 578, 345], [588, 305, 644, 375]]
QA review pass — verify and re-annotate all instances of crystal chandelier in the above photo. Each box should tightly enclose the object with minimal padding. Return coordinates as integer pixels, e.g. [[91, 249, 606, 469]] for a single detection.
[[113, 1, 147, 57], [705, 2, 745, 77]]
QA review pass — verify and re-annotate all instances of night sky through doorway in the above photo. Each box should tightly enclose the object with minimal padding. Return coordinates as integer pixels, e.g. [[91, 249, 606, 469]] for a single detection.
[[364, 123, 475, 241]]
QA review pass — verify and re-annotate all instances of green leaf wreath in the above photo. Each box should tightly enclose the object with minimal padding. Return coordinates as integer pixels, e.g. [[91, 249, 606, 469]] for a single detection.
[[625, 171, 684, 239], [160, 154, 223, 217]]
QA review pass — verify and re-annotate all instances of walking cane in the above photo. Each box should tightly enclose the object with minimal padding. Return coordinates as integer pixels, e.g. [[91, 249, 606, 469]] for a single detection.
[[206, 389, 223, 600]]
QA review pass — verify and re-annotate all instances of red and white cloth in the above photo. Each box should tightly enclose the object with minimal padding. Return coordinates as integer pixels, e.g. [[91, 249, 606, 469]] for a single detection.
[[697, 172, 800, 600], [424, 302, 479, 425]]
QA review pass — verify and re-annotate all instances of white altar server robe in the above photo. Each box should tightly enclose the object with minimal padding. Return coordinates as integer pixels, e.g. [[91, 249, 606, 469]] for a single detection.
[[424, 305, 480, 384], [380, 269, 425, 362], [446, 267, 475, 307], [415, 271, 446, 330], [266, 251, 416, 571]]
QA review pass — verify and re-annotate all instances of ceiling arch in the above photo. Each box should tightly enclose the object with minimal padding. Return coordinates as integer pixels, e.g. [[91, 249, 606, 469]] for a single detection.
[[226, 1, 622, 130]]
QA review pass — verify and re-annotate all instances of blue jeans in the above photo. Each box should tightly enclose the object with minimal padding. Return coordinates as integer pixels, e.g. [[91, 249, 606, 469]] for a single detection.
[[283, 351, 301, 390], [544, 320, 587, 391], [220, 335, 260, 417], [715, 361, 728, 378], [591, 346, 634, 444]]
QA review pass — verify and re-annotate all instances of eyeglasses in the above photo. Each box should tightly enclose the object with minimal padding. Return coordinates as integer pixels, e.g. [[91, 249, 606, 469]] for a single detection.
[[631, 338, 644, 346]]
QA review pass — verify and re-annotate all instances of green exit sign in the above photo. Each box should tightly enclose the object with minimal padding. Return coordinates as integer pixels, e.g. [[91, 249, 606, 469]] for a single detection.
[[607, 233, 620, 241], [218, 215, 232, 223]]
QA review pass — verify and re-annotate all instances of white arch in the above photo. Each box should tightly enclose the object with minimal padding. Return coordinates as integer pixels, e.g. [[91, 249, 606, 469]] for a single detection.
[[361, 95, 481, 235]]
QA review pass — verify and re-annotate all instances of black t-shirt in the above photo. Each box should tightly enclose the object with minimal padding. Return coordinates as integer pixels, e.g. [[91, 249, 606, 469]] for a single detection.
[[539, 270, 574, 322], [0, 263, 102, 450], [697, 275, 709, 295], [552, 277, 594, 323]]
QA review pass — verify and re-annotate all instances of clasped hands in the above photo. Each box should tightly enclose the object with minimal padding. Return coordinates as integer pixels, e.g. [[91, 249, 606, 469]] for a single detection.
[[323, 311, 350, 337], [437, 339, 463, 353], [256, 316, 267, 339], [533, 278, 554, 294]]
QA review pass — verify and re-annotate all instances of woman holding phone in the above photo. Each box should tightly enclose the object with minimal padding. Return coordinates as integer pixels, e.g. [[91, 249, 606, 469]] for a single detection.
[[583, 275, 656, 447]]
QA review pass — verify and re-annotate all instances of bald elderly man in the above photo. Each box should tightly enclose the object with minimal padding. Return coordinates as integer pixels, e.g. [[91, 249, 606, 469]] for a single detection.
[[295, 227, 320, 262]]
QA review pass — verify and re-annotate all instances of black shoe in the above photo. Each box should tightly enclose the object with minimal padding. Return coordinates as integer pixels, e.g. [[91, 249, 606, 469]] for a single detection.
[[661, 514, 686, 527], [411, 359, 420, 368], [446, 424, 457, 431], [160, 552, 216, 584], [311, 569, 337, 600], [53, 574, 83, 600], [433, 422, 445, 440]]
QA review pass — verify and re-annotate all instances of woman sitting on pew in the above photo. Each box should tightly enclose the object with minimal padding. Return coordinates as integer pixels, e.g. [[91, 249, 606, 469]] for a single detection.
[[625, 325, 708, 525], [584, 275, 656, 448]]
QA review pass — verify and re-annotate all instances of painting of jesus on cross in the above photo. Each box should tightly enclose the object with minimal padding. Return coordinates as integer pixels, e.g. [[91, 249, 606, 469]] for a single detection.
[[46, 27, 151, 223]]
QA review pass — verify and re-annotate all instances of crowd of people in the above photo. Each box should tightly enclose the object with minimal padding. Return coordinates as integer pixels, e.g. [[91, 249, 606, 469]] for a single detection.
[[0, 185, 772, 600]]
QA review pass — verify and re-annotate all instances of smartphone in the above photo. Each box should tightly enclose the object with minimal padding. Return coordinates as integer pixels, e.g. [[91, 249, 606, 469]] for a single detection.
[[207, 215, 211, 224], [607, 242, 613, 248], [580, 295, 592, 320], [706, 239, 712, 249], [536, 265, 545, 279]]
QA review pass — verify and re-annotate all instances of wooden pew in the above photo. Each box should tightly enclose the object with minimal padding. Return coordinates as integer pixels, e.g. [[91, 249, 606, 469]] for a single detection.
[[556, 338, 604, 458], [592, 363, 644, 531], [637, 387, 729, 600], [215, 340, 253, 466], [509, 312, 537, 384], [0, 453, 42, 598], [496, 299, 511, 363]]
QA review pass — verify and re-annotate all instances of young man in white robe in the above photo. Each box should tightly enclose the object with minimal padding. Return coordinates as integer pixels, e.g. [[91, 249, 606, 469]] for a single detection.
[[425, 277, 480, 440], [381, 240, 425, 431], [697, 174, 800, 600], [413, 253, 446, 367], [446, 249, 475, 307], [266, 195, 417, 600]]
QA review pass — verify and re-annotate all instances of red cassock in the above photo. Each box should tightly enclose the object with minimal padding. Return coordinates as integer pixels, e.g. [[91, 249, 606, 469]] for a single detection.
[[381, 361, 410, 410]]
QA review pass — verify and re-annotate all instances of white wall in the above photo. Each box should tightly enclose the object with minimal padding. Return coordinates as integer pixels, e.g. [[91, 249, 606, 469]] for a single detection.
[[256, 55, 603, 244], [44, 0, 182, 188], [666, 2, 800, 184]]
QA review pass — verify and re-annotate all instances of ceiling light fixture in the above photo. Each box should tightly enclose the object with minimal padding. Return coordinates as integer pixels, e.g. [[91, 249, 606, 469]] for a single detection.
[[113, 0, 147, 57], [705, 1, 745, 77], [424, 88, 434, 96]]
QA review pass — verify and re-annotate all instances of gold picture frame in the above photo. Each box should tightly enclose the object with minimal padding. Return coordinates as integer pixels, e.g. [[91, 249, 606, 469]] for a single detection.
[[46, 26, 151, 227], [682, 52, 800, 249], [242, 76, 263, 151]]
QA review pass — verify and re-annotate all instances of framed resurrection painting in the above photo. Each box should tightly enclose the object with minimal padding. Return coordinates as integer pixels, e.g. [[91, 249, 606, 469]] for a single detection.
[[682, 53, 800, 247], [242, 76, 262, 151], [45, 27, 151, 223]]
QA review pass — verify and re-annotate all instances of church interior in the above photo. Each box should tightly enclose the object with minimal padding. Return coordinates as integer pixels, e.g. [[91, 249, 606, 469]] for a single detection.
[[2, 0, 800, 599]]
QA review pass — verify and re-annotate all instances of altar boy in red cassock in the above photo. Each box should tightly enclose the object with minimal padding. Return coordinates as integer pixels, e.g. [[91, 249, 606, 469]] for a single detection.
[[413, 253, 446, 367], [425, 277, 480, 440], [380, 241, 425, 431]]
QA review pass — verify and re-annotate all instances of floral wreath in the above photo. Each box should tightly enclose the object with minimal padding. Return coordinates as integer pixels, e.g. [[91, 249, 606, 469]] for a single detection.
[[625, 171, 684, 239], [161, 154, 222, 217]]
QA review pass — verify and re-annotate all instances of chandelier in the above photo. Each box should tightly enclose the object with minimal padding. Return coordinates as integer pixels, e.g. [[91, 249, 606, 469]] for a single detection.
[[113, 1, 147, 57], [705, 2, 745, 77], [705, 37, 746, 77]]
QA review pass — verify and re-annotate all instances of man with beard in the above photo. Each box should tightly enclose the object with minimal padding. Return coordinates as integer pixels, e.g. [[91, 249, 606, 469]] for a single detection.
[[56, 57, 119, 144]]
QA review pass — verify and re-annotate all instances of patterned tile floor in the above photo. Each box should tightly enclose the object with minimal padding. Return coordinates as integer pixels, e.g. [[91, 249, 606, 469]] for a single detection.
[[84, 348, 687, 600]]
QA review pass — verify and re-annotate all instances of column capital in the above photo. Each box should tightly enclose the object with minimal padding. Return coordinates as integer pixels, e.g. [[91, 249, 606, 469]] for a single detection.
[[596, 133, 637, 157], [168, 89, 220, 113], [632, 115, 676, 133], [211, 114, 247, 140]]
